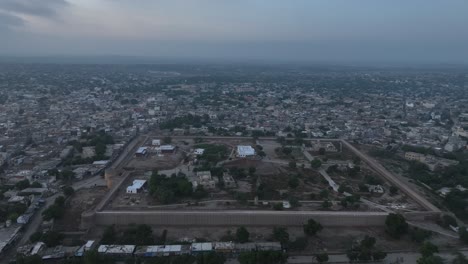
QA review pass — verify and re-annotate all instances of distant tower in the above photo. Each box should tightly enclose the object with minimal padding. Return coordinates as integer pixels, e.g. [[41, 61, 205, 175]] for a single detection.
[[104, 168, 117, 189]]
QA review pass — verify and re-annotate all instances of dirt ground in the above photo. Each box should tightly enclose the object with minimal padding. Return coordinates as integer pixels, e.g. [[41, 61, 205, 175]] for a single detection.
[[54, 187, 107, 232]]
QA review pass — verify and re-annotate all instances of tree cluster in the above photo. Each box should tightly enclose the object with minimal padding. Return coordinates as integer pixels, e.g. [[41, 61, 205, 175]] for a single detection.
[[346, 235, 387, 262], [385, 213, 408, 239], [238, 251, 288, 264], [42, 196, 66, 221], [101, 224, 154, 245], [160, 114, 209, 130], [194, 144, 229, 163], [149, 172, 206, 204]]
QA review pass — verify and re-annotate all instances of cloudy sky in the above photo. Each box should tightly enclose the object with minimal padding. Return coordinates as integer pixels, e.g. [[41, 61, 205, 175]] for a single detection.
[[1, 0, 467, 63]]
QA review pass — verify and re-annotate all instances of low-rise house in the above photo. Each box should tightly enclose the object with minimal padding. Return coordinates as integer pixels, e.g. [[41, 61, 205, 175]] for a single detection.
[[156, 145, 175, 154], [366, 184, 384, 194], [196, 171, 217, 189], [310, 141, 338, 152], [222, 174, 236, 189], [97, 245, 136, 257], [135, 147, 148, 157], [126, 180, 147, 194], [256, 242, 282, 252], [213, 242, 235, 253], [75, 240, 96, 257], [194, 148, 205, 155], [234, 243, 256, 253], [191, 242, 213, 254], [135, 245, 186, 257], [404, 152, 459, 171], [237, 145, 255, 157]]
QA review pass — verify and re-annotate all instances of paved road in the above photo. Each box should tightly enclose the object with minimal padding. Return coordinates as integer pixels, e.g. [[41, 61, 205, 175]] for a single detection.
[[16, 175, 106, 247], [341, 141, 440, 212], [111, 135, 148, 171], [288, 250, 468, 263]]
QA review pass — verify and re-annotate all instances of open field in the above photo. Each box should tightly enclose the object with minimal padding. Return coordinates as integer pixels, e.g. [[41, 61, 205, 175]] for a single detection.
[[100, 137, 428, 214]]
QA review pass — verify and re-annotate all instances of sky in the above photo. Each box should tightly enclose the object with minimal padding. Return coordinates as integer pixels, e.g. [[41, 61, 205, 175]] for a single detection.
[[0, 0, 467, 64]]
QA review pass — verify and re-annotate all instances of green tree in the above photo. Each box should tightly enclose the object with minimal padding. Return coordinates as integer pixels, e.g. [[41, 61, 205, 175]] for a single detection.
[[41, 231, 64, 247], [346, 250, 359, 262], [288, 177, 299, 189], [459, 226, 468, 244], [409, 227, 432, 243], [248, 167, 256, 176], [272, 227, 290, 244], [289, 197, 301, 208], [239, 251, 287, 264], [318, 148, 326, 155], [288, 237, 308, 251], [373, 251, 387, 261], [439, 214, 457, 228], [319, 189, 329, 199], [16, 179, 30, 190], [63, 186, 75, 197], [385, 213, 408, 239], [163, 136, 172, 144], [452, 252, 468, 264], [361, 235, 376, 249], [29, 231, 42, 243], [282, 147, 292, 155], [315, 253, 329, 263], [389, 186, 398, 196], [16, 254, 43, 264], [236, 227, 250, 243], [83, 250, 115, 264], [288, 161, 297, 169], [101, 225, 117, 244], [31, 182, 42, 188], [321, 200, 331, 209], [420, 242, 438, 258], [42, 196, 66, 221], [60, 170, 75, 182], [417, 255, 444, 264], [311, 159, 322, 169], [346, 236, 386, 263], [197, 252, 226, 264], [303, 219, 323, 236], [120, 224, 154, 245], [83, 250, 101, 264]]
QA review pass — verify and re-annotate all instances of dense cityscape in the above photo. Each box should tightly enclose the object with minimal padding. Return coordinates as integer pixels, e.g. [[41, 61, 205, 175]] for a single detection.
[[0, 63, 467, 263], [1, 0, 468, 263]]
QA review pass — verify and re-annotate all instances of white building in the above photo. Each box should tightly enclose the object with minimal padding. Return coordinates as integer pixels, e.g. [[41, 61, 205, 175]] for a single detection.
[[135, 147, 148, 157], [237, 145, 255, 157], [194, 148, 205, 155], [98, 245, 136, 256], [155, 145, 176, 154], [126, 180, 147, 194], [152, 139, 161, 146]]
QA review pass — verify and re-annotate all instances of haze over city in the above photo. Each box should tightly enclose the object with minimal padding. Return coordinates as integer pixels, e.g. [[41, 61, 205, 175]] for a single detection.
[[1, 0, 468, 63], [2, 1, 468, 264]]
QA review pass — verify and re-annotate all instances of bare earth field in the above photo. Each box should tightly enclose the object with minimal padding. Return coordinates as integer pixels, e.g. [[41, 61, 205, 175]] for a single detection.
[[54, 187, 107, 232]]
